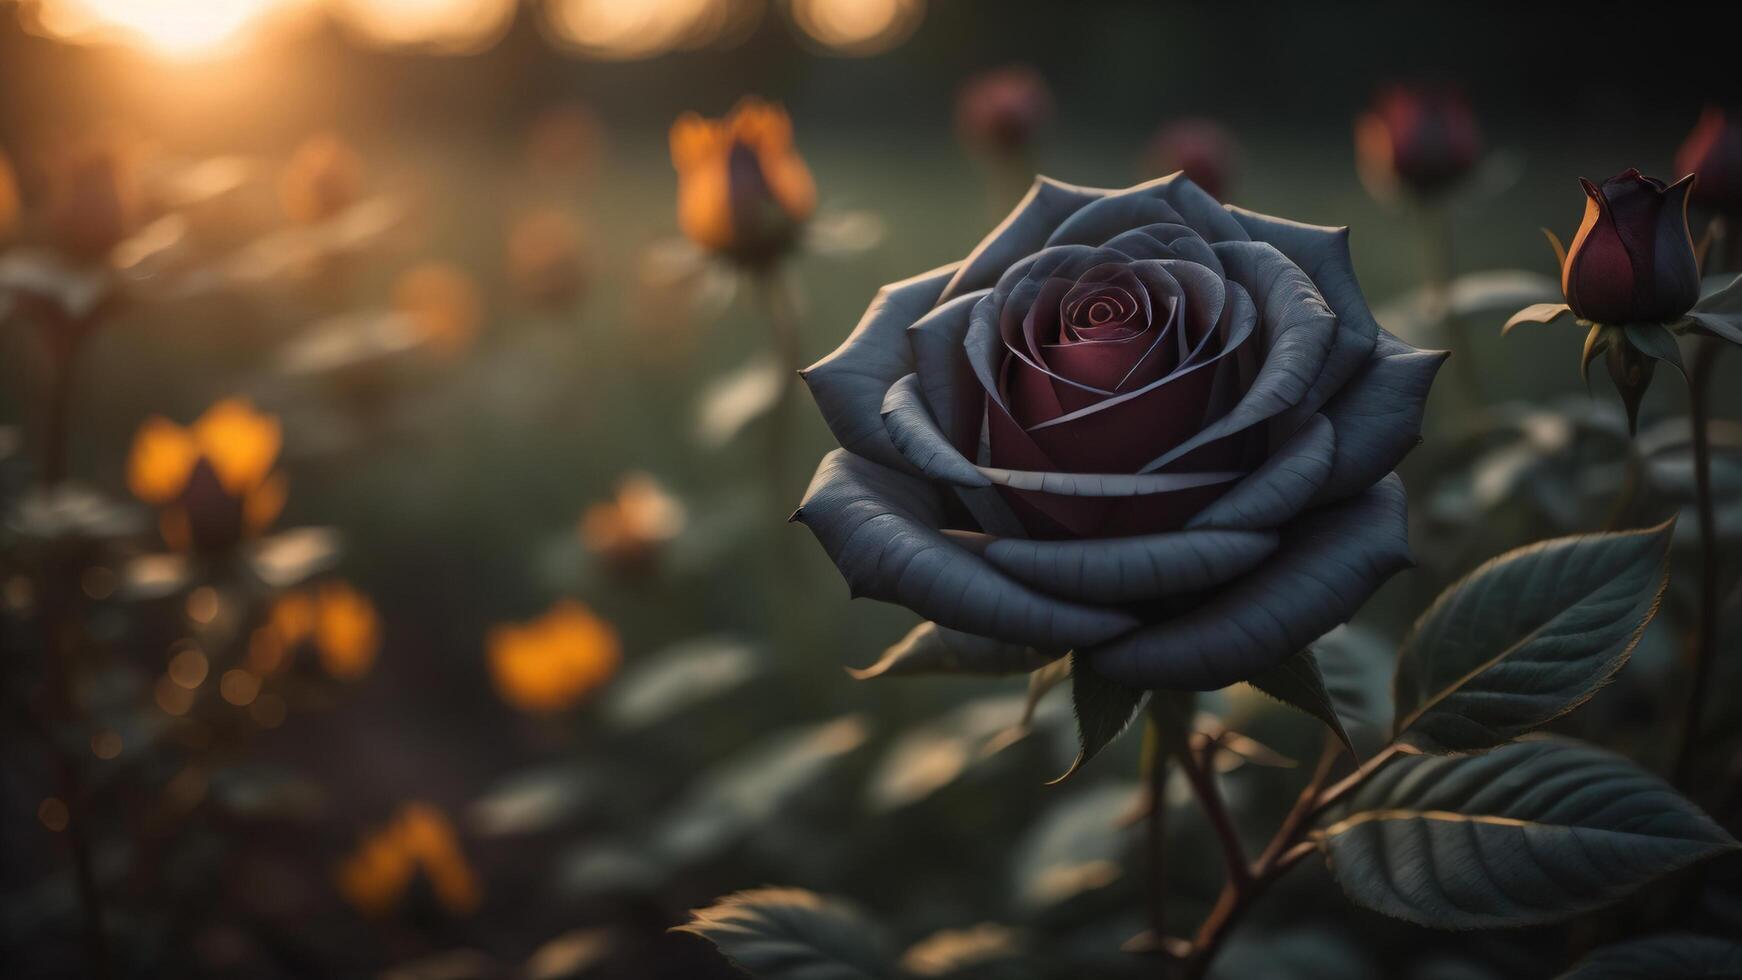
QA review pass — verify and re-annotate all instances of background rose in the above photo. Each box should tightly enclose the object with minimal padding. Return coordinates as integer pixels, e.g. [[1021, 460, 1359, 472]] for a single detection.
[[796, 174, 1446, 690]]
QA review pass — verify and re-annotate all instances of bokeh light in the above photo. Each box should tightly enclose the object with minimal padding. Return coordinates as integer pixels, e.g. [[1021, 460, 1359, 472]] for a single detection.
[[15, 0, 314, 59], [539, 0, 763, 60], [789, 0, 924, 56], [325, 0, 517, 55]]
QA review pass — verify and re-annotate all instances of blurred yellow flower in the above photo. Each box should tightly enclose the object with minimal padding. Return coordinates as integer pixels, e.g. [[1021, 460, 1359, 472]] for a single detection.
[[580, 472, 686, 575], [506, 208, 587, 312], [336, 802, 480, 918], [487, 599, 620, 712], [280, 133, 364, 225], [313, 581, 380, 680], [670, 98, 815, 264], [127, 399, 286, 553], [252, 580, 381, 681], [392, 262, 483, 358]]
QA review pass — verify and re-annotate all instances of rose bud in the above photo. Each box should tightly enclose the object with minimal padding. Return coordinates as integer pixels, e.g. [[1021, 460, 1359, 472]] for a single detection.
[[279, 133, 364, 225], [1354, 84, 1482, 198], [798, 175, 1445, 691], [670, 98, 816, 267], [956, 65, 1054, 159], [505, 208, 587, 312], [42, 140, 138, 263], [1676, 105, 1742, 223], [127, 399, 287, 554], [580, 471, 687, 577], [1561, 169, 1699, 326], [1145, 118, 1239, 202]]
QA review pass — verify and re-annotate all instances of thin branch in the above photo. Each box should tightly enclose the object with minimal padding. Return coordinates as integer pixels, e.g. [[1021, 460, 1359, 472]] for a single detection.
[[1180, 733, 1250, 893], [1674, 337, 1724, 788]]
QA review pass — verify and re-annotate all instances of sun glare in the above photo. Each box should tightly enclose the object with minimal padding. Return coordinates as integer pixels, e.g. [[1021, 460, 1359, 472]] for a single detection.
[[20, 0, 310, 59]]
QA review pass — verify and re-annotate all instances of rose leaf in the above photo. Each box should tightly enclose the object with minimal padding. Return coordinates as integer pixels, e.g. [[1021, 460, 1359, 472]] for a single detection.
[[1501, 302, 1572, 336], [847, 621, 1055, 680], [1622, 322, 1687, 382], [673, 887, 896, 980], [1245, 649, 1356, 760], [1050, 652, 1145, 784], [1319, 740, 1737, 929], [1555, 934, 1742, 979], [1391, 520, 1674, 755]]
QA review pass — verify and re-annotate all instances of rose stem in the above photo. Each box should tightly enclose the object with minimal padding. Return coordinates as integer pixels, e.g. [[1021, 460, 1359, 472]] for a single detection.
[[40, 317, 84, 487], [1140, 708, 1173, 960], [1183, 741, 1406, 978], [1423, 204, 1477, 403], [754, 264, 804, 503], [31, 313, 109, 975], [1673, 337, 1723, 789]]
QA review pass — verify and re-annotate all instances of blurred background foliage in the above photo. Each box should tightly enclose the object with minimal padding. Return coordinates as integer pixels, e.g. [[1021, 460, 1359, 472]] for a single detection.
[[2, 1, 1740, 977]]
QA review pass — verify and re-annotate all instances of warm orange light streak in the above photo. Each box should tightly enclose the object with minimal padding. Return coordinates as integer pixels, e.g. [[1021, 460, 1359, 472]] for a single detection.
[[325, 0, 516, 54], [20, 0, 313, 59]]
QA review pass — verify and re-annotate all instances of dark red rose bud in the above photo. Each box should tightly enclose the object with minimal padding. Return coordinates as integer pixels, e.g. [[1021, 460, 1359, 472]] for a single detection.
[[1677, 105, 1742, 221], [1355, 84, 1482, 198], [1145, 118, 1239, 201], [43, 142, 137, 263], [1562, 169, 1700, 325], [955, 66, 1054, 157]]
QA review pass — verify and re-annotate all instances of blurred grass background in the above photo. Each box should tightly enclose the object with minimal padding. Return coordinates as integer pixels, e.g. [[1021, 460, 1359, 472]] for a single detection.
[[3, 1, 1740, 975]]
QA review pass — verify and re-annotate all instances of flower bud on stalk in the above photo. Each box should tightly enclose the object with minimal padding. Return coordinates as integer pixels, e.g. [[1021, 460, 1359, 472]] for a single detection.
[[1355, 84, 1482, 199], [1677, 106, 1742, 269], [670, 98, 815, 269], [1562, 169, 1700, 327]]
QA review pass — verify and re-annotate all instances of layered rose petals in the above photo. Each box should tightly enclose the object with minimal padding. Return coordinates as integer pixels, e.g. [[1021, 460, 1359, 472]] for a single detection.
[[798, 174, 1444, 690]]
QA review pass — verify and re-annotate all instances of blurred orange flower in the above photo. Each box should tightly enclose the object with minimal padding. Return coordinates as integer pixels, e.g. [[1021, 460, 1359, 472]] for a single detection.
[[670, 98, 815, 264], [280, 133, 364, 225], [252, 580, 381, 681], [580, 472, 686, 576], [127, 399, 286, 553], [506, 208, 587, 312], [392, 262, 484, 358], [487, 599, 620, 712], [335, 802, 480, 918]]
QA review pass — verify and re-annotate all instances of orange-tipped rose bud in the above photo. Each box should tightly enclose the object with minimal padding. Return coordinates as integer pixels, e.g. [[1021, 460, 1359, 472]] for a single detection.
[[127, 399, 286, 554], [1677, 106, 1742, 222], [1355, 84, 1482, 198], [1145, 118, 1239, 202], [1561, 169, 1700, 326], [670, 98, 816, 265], [43, 141, 138, 263], [955, 65, 1053, 158], [280, 133, 364, 225]]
